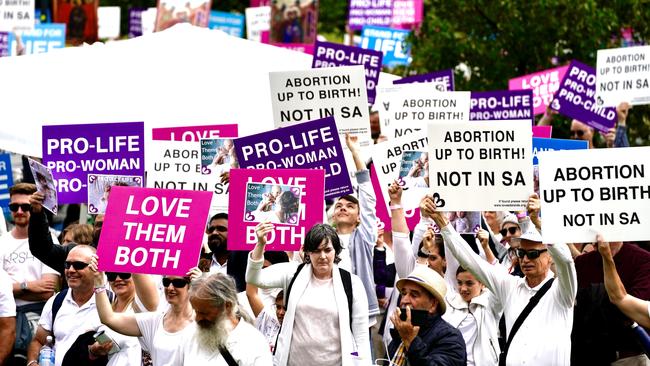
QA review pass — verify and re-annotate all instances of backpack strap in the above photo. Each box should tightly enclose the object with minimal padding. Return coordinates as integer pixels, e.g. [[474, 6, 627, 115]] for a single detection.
[[499, 277, 555, 366], [51, 288, 69, 340], [219, 345, 238, 366], [338, 268, 353, 329]]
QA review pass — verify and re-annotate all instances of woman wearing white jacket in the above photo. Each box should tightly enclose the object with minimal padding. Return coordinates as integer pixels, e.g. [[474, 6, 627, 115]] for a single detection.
[[388, 183, 503, 366], [246, 222, 370, 366]]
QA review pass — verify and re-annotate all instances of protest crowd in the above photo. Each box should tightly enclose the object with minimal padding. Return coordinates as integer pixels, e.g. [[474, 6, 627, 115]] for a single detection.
[[1, 1, 650, 366]]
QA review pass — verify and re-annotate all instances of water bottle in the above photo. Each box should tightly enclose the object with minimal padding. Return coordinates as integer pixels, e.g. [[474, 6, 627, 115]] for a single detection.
[[38, 335, 55, 366]]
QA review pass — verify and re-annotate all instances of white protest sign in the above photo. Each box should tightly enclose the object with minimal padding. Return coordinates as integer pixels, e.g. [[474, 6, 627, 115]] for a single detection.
[[381, 85, 470, 139], [98, 7, 121, 40], [245, 6, 270, 42], [596, 45, 650, 107], [0, 0, 34, 32], [538, 147, 650, 243], [141, 8, 157, 35], [270, 65, 371, 148], [146, 140, 229, 213], [371, 130, 428, 213], [427, 121, 532, 211]]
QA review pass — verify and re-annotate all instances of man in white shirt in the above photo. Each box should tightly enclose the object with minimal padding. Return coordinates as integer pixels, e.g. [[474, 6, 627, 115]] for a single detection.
[[27, 245, 112, 366], [429, 200, 577, 366], [0, 268, 16, 365], [176, 273, 271, 365], [0, 183, 60, 357]]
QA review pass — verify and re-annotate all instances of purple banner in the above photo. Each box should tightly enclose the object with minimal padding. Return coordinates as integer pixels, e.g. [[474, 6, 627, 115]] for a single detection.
[[550, 60, 616, 133], [128, 8, 144, 38], [234, 116, 352, 199], [470, 90, 534, 122], [393, 69, 455, 91], [42, 122, 145, 204], [348, 0, 393, 31], [312, 40, 383, 104], [0, 32, 8, 57]]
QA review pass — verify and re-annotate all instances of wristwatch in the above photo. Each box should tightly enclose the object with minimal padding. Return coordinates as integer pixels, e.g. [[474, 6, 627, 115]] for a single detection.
[[20, 282, 28, 292]]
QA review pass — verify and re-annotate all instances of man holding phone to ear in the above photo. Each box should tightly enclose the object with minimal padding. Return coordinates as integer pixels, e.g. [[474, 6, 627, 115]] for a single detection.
[[388, 266, 467, 365]]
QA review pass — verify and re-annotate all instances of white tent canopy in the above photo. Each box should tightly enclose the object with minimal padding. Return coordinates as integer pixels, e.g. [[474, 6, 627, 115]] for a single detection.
[[0, 24, 397, 157]]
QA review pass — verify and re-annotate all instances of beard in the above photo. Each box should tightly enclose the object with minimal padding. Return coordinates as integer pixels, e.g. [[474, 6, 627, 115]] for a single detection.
[[208, 234, 229, 257], [196, 312, 232, 354]]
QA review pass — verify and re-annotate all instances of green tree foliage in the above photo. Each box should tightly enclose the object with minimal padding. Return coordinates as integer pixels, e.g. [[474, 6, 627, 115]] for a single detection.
[[408, 0, 650, 145]]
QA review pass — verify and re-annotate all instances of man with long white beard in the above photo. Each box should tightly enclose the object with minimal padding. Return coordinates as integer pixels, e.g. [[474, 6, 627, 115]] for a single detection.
[[175, 273, 271, 365]]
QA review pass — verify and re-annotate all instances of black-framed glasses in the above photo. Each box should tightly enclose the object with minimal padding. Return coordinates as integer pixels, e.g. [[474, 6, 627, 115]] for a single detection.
[[64, 261, 90, 270], [500, 227, 519, 236], [207, 225, 227, 233], [162, 277, 189, 288], [570, 129, 585, 138], [515, 248, 548, 260], [106, 272, 132, 282], [9, 203, 31, 213]]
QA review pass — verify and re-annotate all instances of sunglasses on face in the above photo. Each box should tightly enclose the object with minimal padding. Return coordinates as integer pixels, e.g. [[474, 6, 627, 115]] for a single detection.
[[64, 261, 90, 270], [570, 130, 585, 138], [515, 248, 548, 260], [106, 272, 132, 281], [207, 225, 227, 233], [500, 227, 519, 236], [162, 277, 189, 288], [9, 203, 31, 213]]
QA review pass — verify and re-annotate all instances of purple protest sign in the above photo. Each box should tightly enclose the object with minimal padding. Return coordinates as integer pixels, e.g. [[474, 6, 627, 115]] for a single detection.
[[0, 32, 8, 57], [470, 90, 534, 122], [393, 69, 455, 91], [128, 8, 144, 38], [42, 122, 145, 204], [312, 40, 383, 104], [550, 60, 617, 133], [348, 0, 393, 31], [234, 116, 352, 199]]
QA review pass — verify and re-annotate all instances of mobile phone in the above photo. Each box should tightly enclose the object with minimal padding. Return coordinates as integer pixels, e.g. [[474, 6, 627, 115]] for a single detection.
[[399, 308, 429, 327], [93, 330, 121, 355]]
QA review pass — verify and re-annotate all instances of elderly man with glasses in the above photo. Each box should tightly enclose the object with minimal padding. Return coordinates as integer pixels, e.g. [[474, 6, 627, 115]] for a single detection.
[[429, 203, 577, 366]]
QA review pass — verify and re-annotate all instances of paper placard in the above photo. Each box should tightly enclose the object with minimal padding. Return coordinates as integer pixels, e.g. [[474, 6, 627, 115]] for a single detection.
[[427, 121, 533, 211], [28, 158, 58, 214], [97, 186, 211, 276], [245, 6, 270, 42], [596, 45, 650, 107], [0, 0, 35, 32], [228, 168, 325, 251], [470, 90, 533, 123], [393, 69, 455, 91], [508, 65, 569, 115], [538, 147, 650, 243], [87, 174, 143, 214]]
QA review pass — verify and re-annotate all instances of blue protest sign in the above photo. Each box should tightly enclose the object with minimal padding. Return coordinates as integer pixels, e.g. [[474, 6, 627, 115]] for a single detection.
[[359, 25, 411, 68], [7, 23, 65, 56], [0, 154, 14, 208], [208, 11, 245, 38], [532, 138, 588, 166]]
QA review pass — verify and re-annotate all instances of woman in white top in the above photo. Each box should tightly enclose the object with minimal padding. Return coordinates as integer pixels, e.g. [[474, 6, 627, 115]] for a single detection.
[[389, 182, 502, 366], [246, 222, 370, 366], [91, 258, 200, 366]]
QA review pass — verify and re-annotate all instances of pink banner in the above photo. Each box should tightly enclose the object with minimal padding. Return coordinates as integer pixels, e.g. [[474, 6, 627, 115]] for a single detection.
[[508, 65, 569, 115], [391, 0, 423, 29], [250, 0, 271, 6], [228, 168, 325, 251], [370, 165, 420, 232], [97, 186, 212, 276], [151, 124, 238, 141], [260, 30, 314, 54], [532, 125, 552, 138]]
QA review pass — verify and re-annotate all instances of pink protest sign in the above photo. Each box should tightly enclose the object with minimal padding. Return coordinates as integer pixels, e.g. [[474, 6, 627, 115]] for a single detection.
[[532, 125, 552, 138], [97, 186, 212, 276], [151, 124, 238, 141], [260, 30, 314, 54], [391, 0, 423, 29], [228, 168, 324, 252], [508, 65, 569, 115], [370, 165, 420, 232]]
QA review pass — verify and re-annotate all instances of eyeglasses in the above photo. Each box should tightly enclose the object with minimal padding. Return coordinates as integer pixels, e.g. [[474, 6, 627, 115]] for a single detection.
[[207, 225, 227, 233], [106, 272, 132, 281], [515, 248, 548, 260], [64, 261, 90, 270], [570, 130, 585, 138], [500, 227, 519, 236], [9, 203, 31, 213], [162, 278, 189, 288]]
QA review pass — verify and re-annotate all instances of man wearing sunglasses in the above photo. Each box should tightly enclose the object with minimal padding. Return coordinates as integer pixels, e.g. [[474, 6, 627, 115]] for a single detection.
[[569, 120, 595, 149], [0, 183, 60, 361], [202, 213, 249, 292], [28, 245, 113, 366], [432, 205, 577, 366]]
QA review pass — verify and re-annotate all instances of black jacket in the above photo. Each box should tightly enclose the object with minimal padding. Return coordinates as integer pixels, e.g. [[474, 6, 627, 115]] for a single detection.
[[388, 313, 467, 366], [29, 210, 72, 276]]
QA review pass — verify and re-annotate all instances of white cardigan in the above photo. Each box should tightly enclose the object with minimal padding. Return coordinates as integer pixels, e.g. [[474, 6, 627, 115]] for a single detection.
[[245, 253, 370, 366]]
